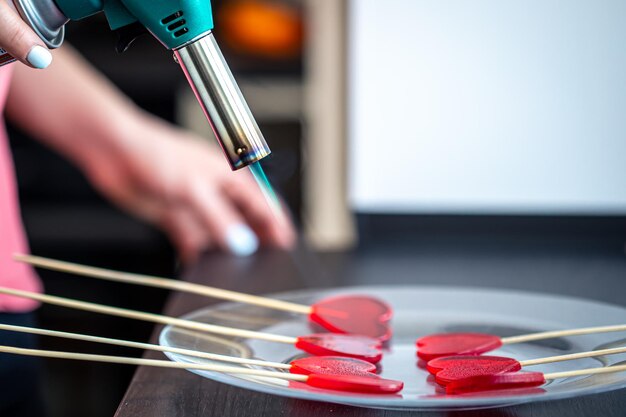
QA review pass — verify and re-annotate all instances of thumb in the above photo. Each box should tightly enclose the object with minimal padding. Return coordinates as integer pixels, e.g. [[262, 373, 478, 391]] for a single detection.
[[0, 1, 52, 69]]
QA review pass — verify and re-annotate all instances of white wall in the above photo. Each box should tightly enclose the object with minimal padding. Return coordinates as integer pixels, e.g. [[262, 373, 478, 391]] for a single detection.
[[348, 0, 626, 214]]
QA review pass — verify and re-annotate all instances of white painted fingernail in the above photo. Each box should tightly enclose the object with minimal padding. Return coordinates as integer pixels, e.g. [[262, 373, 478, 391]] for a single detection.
[[27, 45, 52, 69], [226, 224, 259, 257]]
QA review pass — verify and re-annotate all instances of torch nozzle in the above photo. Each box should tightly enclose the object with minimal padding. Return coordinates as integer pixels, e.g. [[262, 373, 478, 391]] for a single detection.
[[174, 32, 271, 170]]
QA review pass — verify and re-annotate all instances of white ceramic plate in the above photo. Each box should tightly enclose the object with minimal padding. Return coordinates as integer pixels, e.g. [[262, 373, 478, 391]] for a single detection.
[[159, 286, 626, 410]]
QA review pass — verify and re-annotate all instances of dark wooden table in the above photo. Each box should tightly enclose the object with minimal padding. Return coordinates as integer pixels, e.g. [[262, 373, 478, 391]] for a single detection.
[[115, 237, 626, 417]]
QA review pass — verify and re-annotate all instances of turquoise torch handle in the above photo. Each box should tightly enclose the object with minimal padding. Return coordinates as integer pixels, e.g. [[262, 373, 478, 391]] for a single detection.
[[54, 0, 214, 49]]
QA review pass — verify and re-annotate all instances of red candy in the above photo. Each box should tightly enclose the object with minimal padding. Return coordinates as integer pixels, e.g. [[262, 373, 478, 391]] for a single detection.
[[427, 356, 522, 385], [310, 295, 392, 342], [290, 356, 377, 376], [295, 334, 383, 364], [289, 356, 402, 394], [306, 374, 404, 394], [416, 333, 503, 360], [445, 371, 545, 395]]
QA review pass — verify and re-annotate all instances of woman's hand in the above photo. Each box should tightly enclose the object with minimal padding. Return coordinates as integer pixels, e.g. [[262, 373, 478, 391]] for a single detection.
[[81, 114, 296, 262], [0, 1, 52, 68], [7, 47, 294, 261]]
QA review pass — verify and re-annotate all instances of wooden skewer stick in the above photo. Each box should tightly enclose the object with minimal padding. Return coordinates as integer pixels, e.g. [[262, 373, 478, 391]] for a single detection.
[[544, 363, 626, 380], [0, 323, 291, 369], [520, 346, 626, 367], [501, 324, 626, 345], [0, 345, 306, 381], [14, 254, 312, 315], [0, 287, 298, 344]]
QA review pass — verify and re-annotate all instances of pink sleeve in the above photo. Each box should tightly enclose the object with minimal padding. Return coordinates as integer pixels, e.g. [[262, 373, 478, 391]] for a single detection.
[[0, 65, 43, 312]]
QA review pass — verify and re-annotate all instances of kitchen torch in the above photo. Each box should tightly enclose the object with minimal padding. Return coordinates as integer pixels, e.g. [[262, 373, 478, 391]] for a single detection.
[[0, 0, 271, 170]]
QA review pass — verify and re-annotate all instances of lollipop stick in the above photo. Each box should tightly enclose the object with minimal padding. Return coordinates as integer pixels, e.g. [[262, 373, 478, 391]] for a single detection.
[[520, 346, 626, 367], [0, 345, 306, 381], [0, 323, 291, 369], [544, 364, 626, 380], [501, 324, 626, 345], [0, 287, 297, 344], [13, 254, 312, 315]]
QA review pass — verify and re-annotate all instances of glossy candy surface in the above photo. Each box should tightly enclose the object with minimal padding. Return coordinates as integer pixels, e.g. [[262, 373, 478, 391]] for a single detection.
[[290, 356, 377, 376], [163, 286, 626, 408], [310, 295, 393, 342], [416, 333, 503, 361], [445, 372, 545, 395], [427, 356, 522, 385], [306, 374, 404, 394], [296, 334, 383, 364]]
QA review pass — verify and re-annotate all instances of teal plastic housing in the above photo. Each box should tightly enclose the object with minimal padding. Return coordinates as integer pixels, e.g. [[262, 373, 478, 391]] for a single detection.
[[54, 0, 214, 49]]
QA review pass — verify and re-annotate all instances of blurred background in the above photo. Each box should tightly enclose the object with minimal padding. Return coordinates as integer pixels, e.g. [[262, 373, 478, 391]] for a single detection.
[[6, 0, 626, 416]]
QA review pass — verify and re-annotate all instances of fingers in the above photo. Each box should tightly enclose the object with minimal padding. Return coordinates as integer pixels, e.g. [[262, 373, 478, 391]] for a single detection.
[[160, 206, 211, 264], [224, 171, 296, 249], [0, 1, 52, 68], [184, 179, 259, 257]]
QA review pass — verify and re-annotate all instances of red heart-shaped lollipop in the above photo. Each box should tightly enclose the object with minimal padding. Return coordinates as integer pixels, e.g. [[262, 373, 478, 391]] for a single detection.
[[310, 295, 392, 342], [416, 333, 502, 361], [296, 334, 383, 364], [290, 356, 377, 376], [306, 374, 404, 393], [426, 356, 522, 385], [445, 371, 545, 395]]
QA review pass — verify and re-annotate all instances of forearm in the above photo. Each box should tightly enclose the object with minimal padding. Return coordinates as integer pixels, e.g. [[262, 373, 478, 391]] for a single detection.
[[5, 46, 147, 168]]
